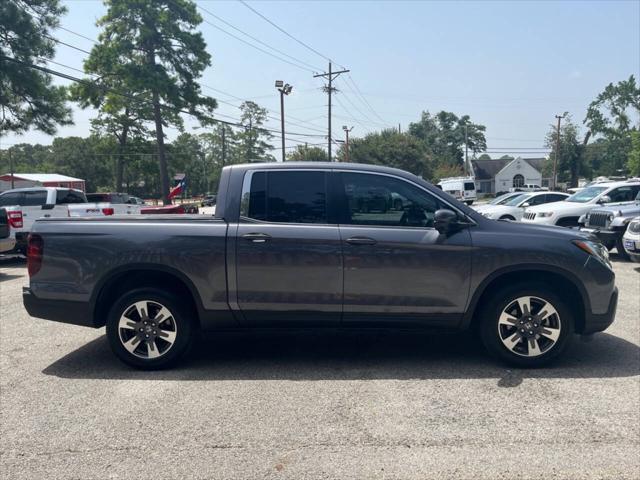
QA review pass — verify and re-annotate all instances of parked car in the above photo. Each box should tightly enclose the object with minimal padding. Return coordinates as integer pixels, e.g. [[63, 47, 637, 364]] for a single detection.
[[579, 190, 640, 260], [24, 163, 617, 370], [68, 192, 142, 217], [437, 176, 476, 205], [480, 192, 569, 221], [509, 184, 546, 193], [0, 187, 87, 251], [201, 194, 216, 207], [472, 192, 523, 214], [522, 180, 640, 227], [622, 217, 640, 263], [0, 208, 17, 254]]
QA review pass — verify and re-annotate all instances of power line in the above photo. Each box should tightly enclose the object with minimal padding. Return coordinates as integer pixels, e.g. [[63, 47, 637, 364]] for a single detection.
[[1, 56, 326, 139], [196, 3, 322, 72], [344, 74, 387, 124], [238, 0, 332, 63]]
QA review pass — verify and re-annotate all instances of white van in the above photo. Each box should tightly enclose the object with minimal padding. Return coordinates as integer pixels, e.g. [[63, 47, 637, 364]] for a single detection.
[[437, 176, 477, 205]]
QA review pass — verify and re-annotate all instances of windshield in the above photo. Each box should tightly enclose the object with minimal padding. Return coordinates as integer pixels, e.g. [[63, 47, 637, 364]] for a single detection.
[[490, 193, 518, 205], [567, 186, 609, 203], [504, 194, 531, 206]]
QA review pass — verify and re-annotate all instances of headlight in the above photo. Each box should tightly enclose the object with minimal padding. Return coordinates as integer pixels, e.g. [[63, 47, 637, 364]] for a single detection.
[[573, 239, 612, 269], [537, 212, 554, 218]]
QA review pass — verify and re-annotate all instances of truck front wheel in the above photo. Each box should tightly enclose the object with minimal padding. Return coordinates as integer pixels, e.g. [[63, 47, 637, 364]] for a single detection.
[[479, 284, 574, 367], [106, 288, 196, 369]]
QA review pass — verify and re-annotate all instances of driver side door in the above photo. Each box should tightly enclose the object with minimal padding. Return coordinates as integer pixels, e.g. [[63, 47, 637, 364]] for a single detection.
[[334, 171, 473, 328]]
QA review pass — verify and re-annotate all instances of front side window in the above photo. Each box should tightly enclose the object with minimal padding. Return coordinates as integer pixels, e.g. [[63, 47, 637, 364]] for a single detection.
[[607, 186, 640, 203], [242, 170, 327, 224], [338, 172, 444, 228]]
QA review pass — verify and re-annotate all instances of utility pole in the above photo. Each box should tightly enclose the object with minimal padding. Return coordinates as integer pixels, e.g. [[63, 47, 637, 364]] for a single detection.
[[553, 114, 565, 190], [275, 81, 293, 162], [9, 149, 14, 189], [342, 125, 354, 162], [314, 62, 349, 161], [464, 124, 470, 176], [221, 126, 227, 167]]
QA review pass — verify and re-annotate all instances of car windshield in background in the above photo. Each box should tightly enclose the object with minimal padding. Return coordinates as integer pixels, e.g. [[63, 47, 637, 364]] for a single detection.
[[567, 186, 608, 203], [504, 194, 530, 206], [489, 193, 518, 205]]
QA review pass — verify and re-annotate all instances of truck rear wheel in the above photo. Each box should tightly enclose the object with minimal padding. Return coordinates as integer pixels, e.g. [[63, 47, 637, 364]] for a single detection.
[[106, 288, 196, 370], [479, 284, 574, 367]]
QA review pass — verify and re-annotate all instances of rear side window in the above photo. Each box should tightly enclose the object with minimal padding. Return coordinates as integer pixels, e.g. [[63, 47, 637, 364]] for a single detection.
[[86, 193, 109, 202], [242, 171, 327, 224], [0, 192, 22, 206], [56, 190, 87, 204], [21, 190, 47, 206], [608, 186, 640, 202], [547, 194, 568, 202]]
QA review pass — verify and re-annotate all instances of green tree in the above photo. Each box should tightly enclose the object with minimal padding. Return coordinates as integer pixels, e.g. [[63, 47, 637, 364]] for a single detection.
[[337, 129, 432, 179], [286, 144, 327, 162], [0, 0, 72, 135], [199, 124, 236, 192], [627, 131, 640, 177], [544, 115, 589, 187], [233, 101, 274, 163], [408, 111, 486, 168], [584, 76, 640, 176], [477, 153, 492, 161], [87, 0, 217, 203]]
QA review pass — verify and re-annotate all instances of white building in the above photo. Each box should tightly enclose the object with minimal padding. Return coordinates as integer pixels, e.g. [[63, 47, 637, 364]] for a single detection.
[[0, 173, 86, 192], [472, 157, 550, 195]]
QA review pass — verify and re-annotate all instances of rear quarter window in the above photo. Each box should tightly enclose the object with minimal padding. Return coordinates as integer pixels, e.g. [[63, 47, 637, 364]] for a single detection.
[[56, 190, 88, 204]]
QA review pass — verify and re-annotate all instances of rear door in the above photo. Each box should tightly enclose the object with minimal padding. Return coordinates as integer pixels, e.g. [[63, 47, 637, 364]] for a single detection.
[[334, 171, 472, 327], [234, 169, 343, 326]]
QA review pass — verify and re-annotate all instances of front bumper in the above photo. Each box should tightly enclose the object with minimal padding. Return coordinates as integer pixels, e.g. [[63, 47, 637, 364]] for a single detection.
[[23, 287, 99, 328], [583, 287, 618, 334], [580, 227, 622, 248]]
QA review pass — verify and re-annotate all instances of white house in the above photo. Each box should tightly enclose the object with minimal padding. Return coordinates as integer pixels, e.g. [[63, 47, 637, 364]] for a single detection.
[[472, 157, 550, 194]]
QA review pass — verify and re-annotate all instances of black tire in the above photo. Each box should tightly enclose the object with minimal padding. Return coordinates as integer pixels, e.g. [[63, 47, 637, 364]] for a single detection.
[[615, 237, 631, 261], [465, 200, 474, 206], [556, 217, 580, 228], [499, 215, 516, 221], [106, 288, 197, 370], [479, 283, 574, 367]]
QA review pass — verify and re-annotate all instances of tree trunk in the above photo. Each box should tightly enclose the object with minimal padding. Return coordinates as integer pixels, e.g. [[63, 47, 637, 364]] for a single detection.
[[152, 93, 170, 205]]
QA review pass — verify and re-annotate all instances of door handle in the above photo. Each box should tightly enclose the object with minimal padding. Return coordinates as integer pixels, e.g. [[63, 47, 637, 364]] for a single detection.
[[346, 236, 377, 246], [242, 232, 271, 243]]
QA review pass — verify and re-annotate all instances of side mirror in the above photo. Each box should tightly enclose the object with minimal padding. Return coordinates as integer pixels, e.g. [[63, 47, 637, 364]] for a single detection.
[[434, 209, 459, 234], [521, 202, 530, 208], [598, 195, 612, 204], [41, 203, 55, 210]]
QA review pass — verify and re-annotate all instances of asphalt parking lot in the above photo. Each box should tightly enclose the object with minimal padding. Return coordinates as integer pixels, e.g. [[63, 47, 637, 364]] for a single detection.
[[1, 255, 638, 480]]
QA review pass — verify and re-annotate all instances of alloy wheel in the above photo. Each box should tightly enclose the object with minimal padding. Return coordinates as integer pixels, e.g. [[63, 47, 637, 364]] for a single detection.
[[118, 300, 178, 360], [497, 296, 562, 357]]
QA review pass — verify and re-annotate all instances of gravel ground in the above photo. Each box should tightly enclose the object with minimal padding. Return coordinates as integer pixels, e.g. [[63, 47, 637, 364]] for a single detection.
[[1, 254, 638, 479]]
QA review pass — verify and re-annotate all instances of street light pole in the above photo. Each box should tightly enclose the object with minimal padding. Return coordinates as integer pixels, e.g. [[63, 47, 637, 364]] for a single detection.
[[342, 125, 354, 162], [275, 81, 293, 162]]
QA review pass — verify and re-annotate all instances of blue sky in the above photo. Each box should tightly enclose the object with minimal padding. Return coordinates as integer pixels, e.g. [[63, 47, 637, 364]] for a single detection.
[[3, 0, 640, 160]]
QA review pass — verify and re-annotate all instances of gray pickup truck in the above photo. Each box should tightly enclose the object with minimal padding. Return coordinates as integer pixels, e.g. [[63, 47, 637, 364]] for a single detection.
[[580, 190, 640, 260], [24, 163, 618, 369]]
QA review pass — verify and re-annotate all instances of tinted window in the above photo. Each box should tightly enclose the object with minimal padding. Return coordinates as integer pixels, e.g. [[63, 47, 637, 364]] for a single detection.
[[244, 171, 327, 224], [22, 190, 47, 206], [526, 194, 548, 206], [607, 186, 640, 202], [464, 182, 475, 191], [0, 192, 22, 206], [56, 189, 87, 204], [339, 172, 444, 228], [547, 194, 568, 202], [86, 193, 109, 202]]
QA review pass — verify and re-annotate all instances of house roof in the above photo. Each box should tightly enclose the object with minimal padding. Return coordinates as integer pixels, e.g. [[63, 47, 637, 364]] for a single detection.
[[1, 173, 84, 182], [472, 157, 547, 180]]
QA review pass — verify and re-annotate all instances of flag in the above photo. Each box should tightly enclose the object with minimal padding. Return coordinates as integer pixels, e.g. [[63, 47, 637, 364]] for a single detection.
[[168, 177, 186, 199]]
